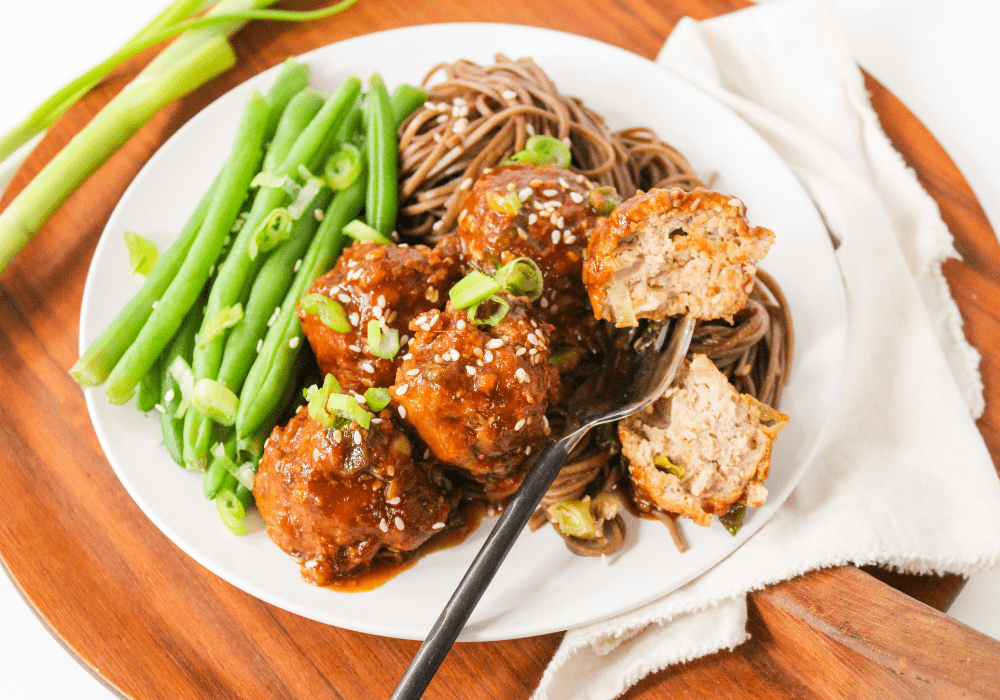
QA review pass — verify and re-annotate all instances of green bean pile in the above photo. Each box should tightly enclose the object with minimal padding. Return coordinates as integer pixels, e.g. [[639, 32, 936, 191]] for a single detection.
[[72, 60, 427, 535]]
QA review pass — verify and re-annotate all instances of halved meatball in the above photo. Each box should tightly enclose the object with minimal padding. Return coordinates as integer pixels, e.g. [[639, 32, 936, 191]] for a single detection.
[[254, 407, 452, 585], [393, 295, 559, 500], [584, 188, 774, 324], [298, 239, 463, 394], [456, 163, 607, 349], [618, 354, 786, 526]]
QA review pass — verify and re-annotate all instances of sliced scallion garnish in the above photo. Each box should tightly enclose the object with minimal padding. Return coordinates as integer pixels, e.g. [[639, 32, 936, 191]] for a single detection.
[[168, 356, 195, 419], [449, 270, 502, 309], [300, 293, 351, 333], [124, 230, 159, 276], [548, 500, 598, 539], [367, 319, 400, 359], [325, 142, 363, 190], [248, 207, 292, 260], [287, 174, 325, 220], [250, 172, 301, 198], [363, 387, 392, 412], [216, 488, 247, 536], [467, 294, 510, 326], [587, 186, 619, 215], [654, 455, 686, 478], [504, 134, 572, 169], [203, 303, 243, 343], [344, 219, 394, 246], [192, 378, 239, 425], [486, 190, 521, 215], [304, 374, 340, 427], [494, 256, 544, 301], [326, 393, 372, 430]]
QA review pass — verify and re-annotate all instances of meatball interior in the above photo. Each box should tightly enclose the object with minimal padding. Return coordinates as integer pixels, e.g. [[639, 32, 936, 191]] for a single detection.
[[456, 163, 606, 349], [393, 296, 558, 499], [298, 239, 463, 394], [254, 407, 452, 585]]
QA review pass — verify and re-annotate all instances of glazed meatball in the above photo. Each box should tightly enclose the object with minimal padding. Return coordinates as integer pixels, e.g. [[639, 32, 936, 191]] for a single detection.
[[393, 295, 559, 500], [618, 354, 786, 526], [298, 239, 463, 394], [254, 407, 452, 585], [456, 163, 607, 349], [584, 188, 774, 324]]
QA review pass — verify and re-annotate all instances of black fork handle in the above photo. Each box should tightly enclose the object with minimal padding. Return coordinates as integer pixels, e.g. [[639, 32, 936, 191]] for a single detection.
[[389, 433, 582, 700]]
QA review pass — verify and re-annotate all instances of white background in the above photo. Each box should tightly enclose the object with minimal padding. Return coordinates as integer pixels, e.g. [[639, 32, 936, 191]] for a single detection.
[[1, 1, 998, 697]]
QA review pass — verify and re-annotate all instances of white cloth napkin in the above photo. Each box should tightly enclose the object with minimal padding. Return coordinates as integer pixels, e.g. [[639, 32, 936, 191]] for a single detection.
[[533, 1, 1000, 698]]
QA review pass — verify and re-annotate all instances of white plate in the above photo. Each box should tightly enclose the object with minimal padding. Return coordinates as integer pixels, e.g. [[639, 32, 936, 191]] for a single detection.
[[79, 23, 847, 642]]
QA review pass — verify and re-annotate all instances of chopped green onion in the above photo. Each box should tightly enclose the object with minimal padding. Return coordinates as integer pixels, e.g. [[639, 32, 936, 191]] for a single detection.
[[548, 500, 598, 539], [325, 142, 363, 190], [591, 493, 624, 521], [719, 504, 746, 536], [248, 207, 292, 260], [449, 270, 502, 309], [250, 172, 301, 198], [505, 134, 572, 169], [203, 303, 243, 344], [367, 319, 400, 359], [654, 455, 686, 478], [216, 488, 247, 536], [299, 293, 351, 333], [304, 373, 340, 426], [364, 387, 392, 412], [494, 256, 544, 301], [192, 378, 239, 425], [209, 442, 255, 491], [587, 187, 619, 215], [287, 175, 325, 220], [486, 190, 521, 215], [124, 231, 159, 276], [168, 356, 195, 419], [326, 393, 372, 430], [343, 218, 394, 246], [467, 294, 510, 326]]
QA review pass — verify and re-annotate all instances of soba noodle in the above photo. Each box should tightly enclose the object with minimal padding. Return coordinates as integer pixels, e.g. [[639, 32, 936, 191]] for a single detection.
[[396, 55, 793, 557]]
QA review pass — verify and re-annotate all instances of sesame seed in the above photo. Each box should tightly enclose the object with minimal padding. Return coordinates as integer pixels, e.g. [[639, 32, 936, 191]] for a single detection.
[[526, 446, 532, 455], [564, 234, 577, 245], [456, 319, 466, 330], [518, 187, 533, 200], [377, 294, 386, 307], [387, 464, 394, 476], [515, 419, 525, 431], [542, 189, 558, 196], [551, 230, 561, 245], [423, 101, 435, 110], [528, 213, 538, 225], [557, 215, 565, 228], [449, 349, 460, 361], [395, 516, 405, 530], [540, 297, 550, 308], [350, 312, 360, 326], [406, 368, 420, 376], [434, 354, 443, 363], [502, 89, 517, 99], [362, 362, 375, 373], [460, 177, 473, 191], [387, 496, 401, 505], [354, 431, 362, 445], [515, 367, 528, 383], [466, 366, 476, 375], [151, 301, 158, 309], [256, 339, 263, 352], [372, 306, 383, 319], [349, 344, 362, 353], [396, 384, 408, 396], [487, 338, 504, 349], [453, 117, 469, 133], [333, 429, 343, 442], [527, 333, 539, 345], [398, 405, 407, 419], [403, 353, 413, 360], [154, 404, 166, 414], [484, 350, 493, 362], [164, 389, 175, 403], [338, 293, 351, 303], [294, 258, 302, 272], [525, 123, 535, 135], [432, 522, 446, 530], [379, 518, 389, 532], [569, 191, 583, 204], [436, 114, 448, 123], [516, 348, 526, 356], [312, 448, 321, 461], [314, 208, 324, 221], [289, 337, 299, 349]]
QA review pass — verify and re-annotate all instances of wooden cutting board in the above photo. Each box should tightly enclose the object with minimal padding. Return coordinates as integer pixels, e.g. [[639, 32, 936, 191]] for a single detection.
[[2, 1, 999, 698]]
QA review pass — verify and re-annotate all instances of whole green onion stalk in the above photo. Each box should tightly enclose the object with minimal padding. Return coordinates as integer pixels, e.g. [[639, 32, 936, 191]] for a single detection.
[[0, 0, 360, 275]]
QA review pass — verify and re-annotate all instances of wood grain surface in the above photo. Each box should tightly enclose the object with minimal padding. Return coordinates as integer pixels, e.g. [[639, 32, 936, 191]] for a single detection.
[[2, 1, 999, 699]]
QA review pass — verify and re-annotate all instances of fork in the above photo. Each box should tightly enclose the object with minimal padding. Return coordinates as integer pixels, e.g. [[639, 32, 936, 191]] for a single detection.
[[388, 314, 696, 700]]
